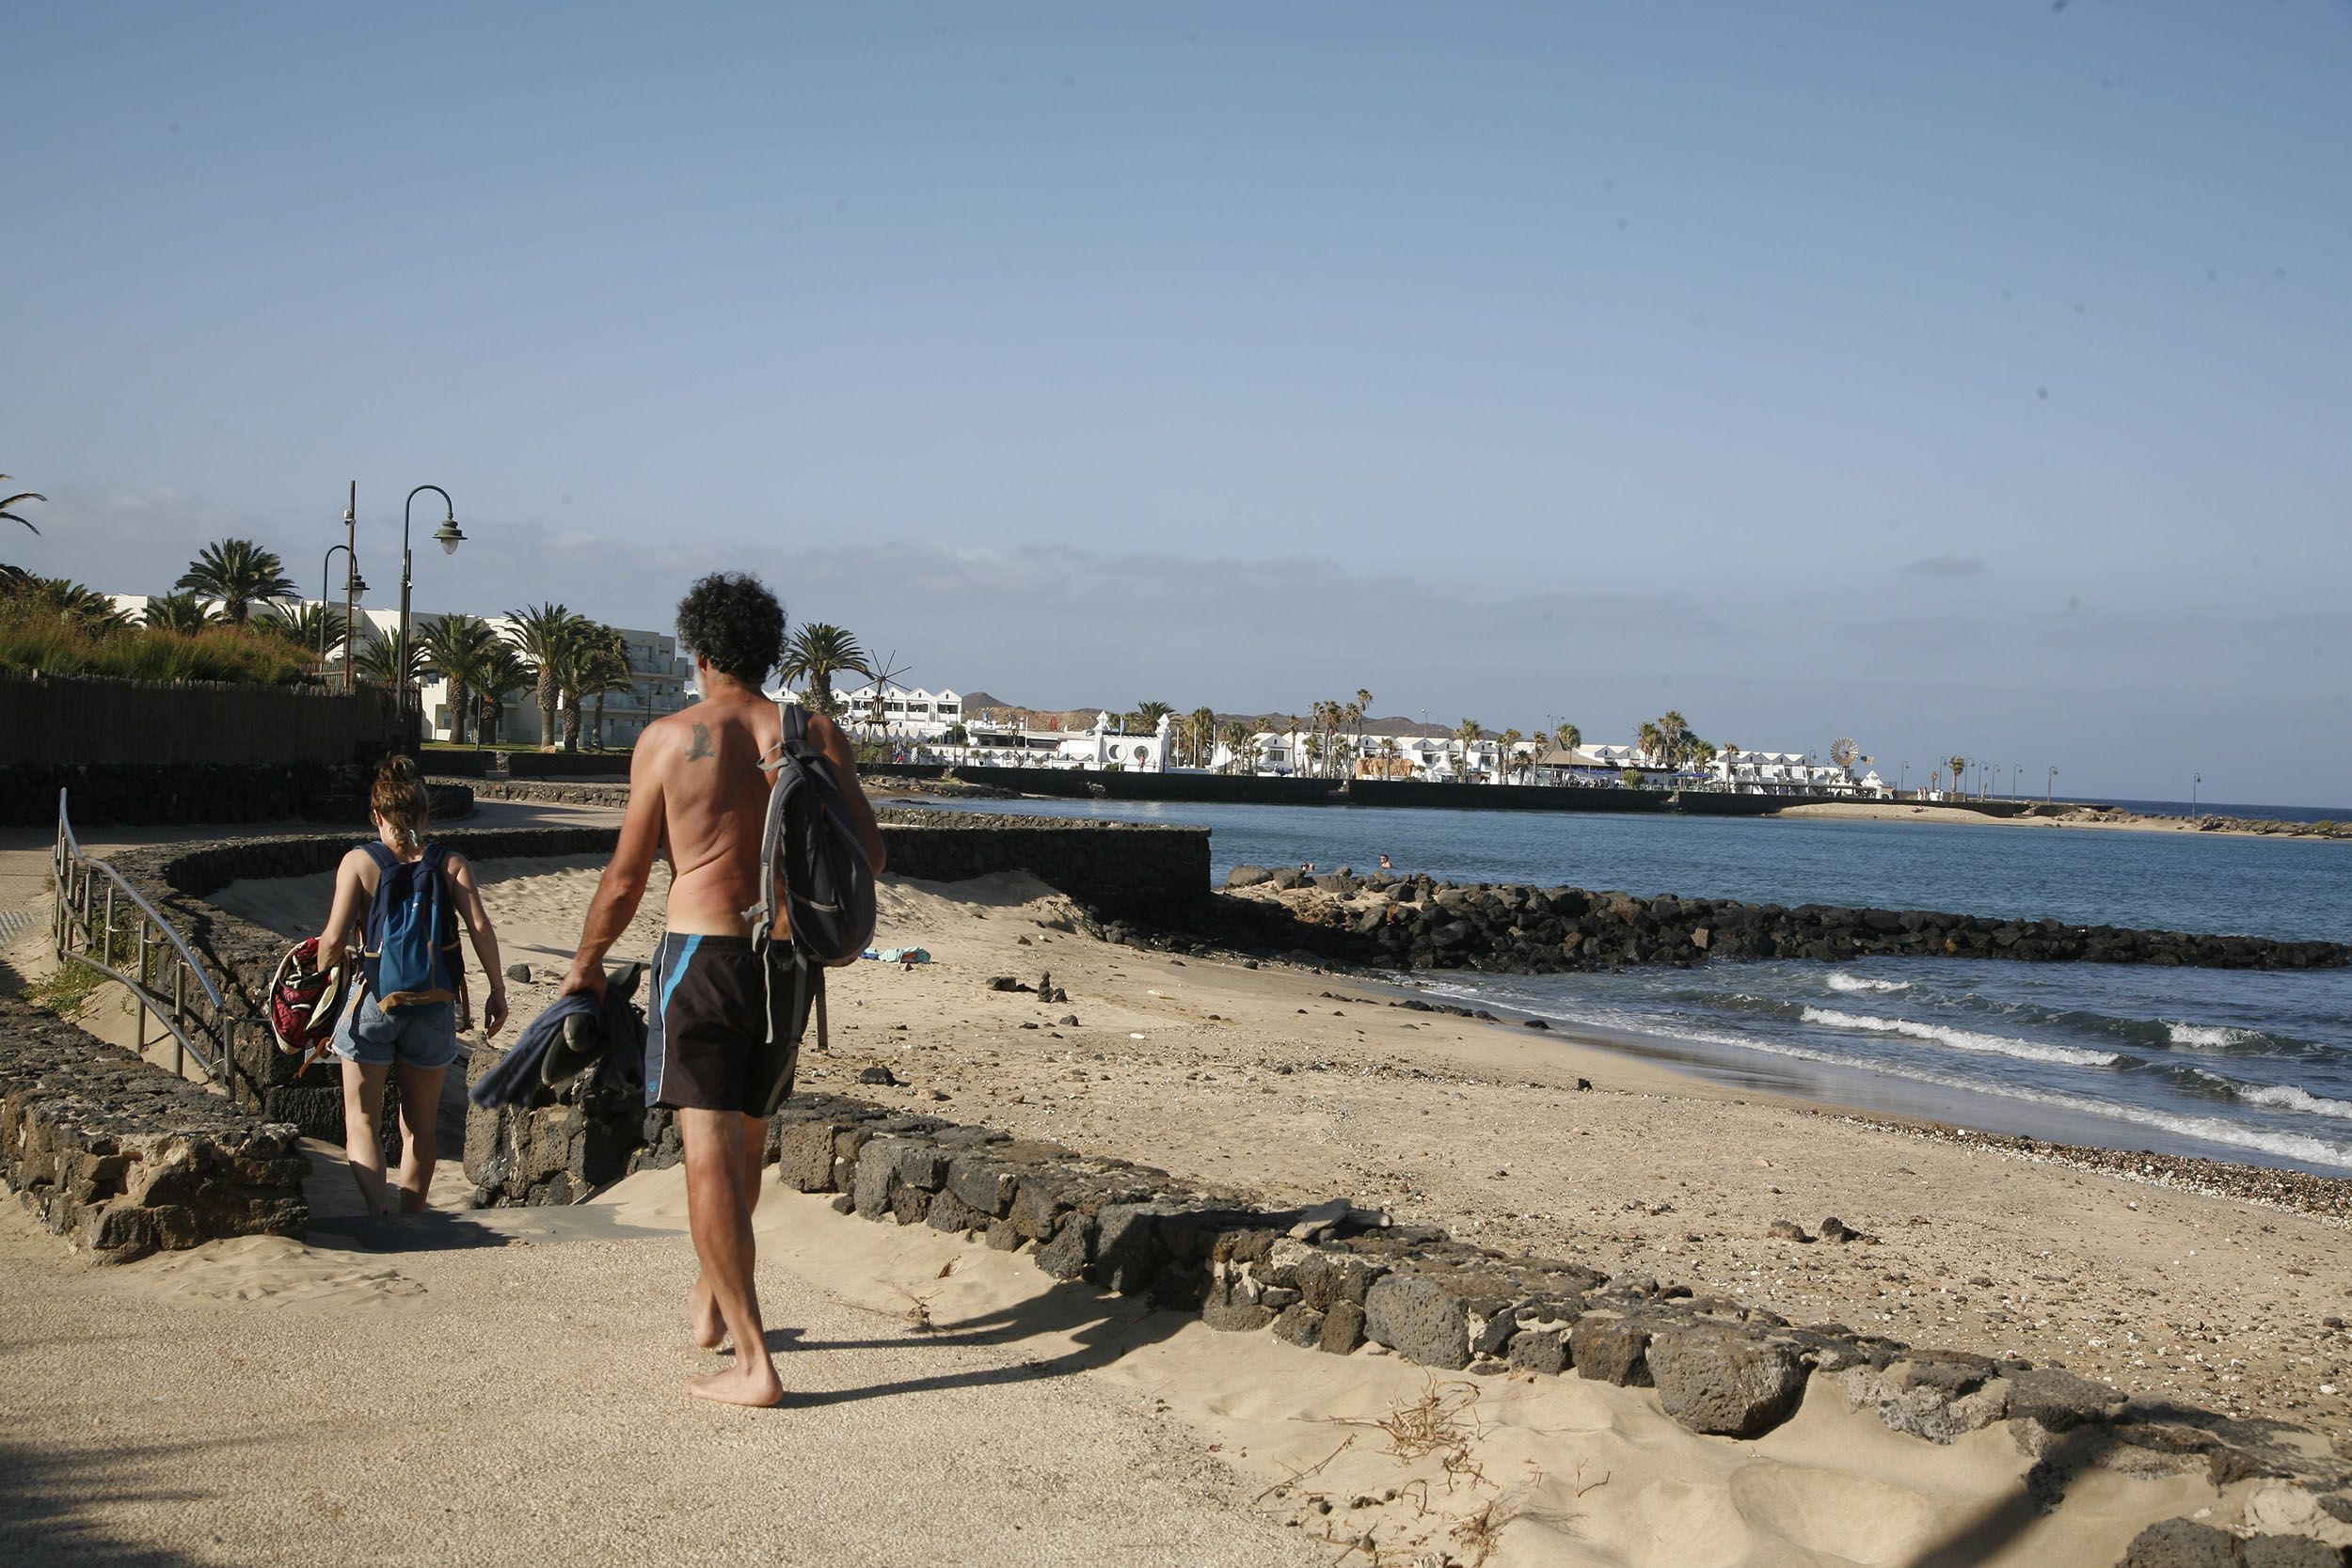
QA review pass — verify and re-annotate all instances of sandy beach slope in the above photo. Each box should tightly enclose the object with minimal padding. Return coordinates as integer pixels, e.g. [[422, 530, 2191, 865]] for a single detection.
[[10, 855, 2348, 1562], [0, 1155, 2225, 1568], [195, 857, 2352, 1445]]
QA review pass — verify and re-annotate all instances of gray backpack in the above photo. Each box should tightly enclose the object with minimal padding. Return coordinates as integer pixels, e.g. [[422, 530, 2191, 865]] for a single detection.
[[742, 705, 878, 1079]]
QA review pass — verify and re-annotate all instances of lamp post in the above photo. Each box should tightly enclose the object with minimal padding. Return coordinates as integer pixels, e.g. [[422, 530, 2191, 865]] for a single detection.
[[2013, 763, 2021, 800], [1900, 761, 1908, 796], [2193, 772, 2201, 815], [319, 544, 366, 681], [2046, 766, 2058, 805], [396, 484, 463, 745], [339, 482, 360, 691]]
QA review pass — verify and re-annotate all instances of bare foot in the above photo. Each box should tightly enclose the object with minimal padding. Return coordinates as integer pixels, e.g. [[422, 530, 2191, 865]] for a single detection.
[[687, 1276, 726, 1350], [686, 1362, 782, 1407]]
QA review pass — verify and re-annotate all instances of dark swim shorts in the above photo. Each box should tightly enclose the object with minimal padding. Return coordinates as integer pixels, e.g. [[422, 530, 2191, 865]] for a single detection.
[[644, 932, 816, 1116]]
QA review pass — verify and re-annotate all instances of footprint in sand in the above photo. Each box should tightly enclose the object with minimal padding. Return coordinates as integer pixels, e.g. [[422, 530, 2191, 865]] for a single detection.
[[125, 1235, 428, 1312]]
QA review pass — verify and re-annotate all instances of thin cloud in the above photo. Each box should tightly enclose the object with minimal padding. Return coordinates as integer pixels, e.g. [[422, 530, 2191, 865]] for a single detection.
[[1903, 555, 1986, 580]]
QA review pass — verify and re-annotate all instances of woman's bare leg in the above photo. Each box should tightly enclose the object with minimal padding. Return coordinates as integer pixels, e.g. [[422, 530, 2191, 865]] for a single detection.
[[390, 1060, 447, 1213], [341, 1060, 393, 1215]]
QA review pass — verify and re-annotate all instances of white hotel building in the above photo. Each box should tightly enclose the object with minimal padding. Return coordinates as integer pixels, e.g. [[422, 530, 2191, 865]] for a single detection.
[[104, 593, 695, 749]]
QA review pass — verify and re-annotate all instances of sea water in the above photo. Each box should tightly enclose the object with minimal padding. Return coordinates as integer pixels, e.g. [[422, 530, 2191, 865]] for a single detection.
[[905, 795, 2352, 1175]]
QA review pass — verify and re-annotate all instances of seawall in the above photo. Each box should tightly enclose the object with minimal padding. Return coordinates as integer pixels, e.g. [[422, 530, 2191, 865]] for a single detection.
[[97, 811, 1207, 1140], [1187, 871, 2350, 974]]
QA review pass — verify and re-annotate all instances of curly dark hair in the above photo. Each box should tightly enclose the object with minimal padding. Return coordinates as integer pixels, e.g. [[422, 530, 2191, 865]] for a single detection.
[[675, 573, 786, 686]]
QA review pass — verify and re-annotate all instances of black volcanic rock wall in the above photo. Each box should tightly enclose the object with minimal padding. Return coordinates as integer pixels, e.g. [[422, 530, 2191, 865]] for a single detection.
[[1199, 873, 2349, 974], [0, 997, 308, 1261]]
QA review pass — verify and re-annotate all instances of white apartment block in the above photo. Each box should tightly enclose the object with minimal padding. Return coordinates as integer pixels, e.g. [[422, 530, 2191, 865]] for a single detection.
[[797, 682, 966, 740]]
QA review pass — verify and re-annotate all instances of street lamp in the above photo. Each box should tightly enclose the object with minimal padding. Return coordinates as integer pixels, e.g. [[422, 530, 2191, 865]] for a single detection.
[[320, 544, 366, 679], [396, 485, 462, 743], [338, 482, 361, 691], [2046, 766, 2058, 805], [2193, 772, 2201, 815], [2013, 763, 2021, 800], [1900, 761, 1908, 796]]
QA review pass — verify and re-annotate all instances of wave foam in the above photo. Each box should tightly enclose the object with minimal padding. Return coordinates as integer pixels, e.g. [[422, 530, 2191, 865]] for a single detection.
[[2185, 1070, 2352, 1121], [1800, 1006, 2122, 1068], [2169, 1022, 2266, 1051], [1826, 973, 1911, 994]]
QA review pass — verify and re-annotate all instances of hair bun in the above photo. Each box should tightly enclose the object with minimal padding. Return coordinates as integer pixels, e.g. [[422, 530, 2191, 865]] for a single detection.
[[378, 754, 421, 784]]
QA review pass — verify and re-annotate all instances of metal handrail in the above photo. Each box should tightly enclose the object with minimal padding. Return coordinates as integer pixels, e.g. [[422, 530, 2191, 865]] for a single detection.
[[52, 789, 245, 1098]]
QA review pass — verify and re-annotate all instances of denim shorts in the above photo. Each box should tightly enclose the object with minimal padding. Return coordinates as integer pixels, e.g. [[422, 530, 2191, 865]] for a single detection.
[[331, 994, 461, 1071]]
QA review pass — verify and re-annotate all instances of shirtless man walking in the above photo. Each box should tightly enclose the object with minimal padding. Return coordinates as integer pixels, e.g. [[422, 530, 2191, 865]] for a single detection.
[[559, 573, 883, 1405]]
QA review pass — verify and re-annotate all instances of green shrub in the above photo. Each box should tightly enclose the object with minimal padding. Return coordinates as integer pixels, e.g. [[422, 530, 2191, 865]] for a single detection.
[[0, 601, 311, 684]]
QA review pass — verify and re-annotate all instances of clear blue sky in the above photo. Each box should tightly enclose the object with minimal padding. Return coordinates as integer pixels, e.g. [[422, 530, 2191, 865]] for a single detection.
[[8, 2, 2348, 805]]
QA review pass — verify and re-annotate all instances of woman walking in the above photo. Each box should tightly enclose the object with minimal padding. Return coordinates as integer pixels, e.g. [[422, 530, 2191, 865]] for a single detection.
[[314, 756, 509, 1213]]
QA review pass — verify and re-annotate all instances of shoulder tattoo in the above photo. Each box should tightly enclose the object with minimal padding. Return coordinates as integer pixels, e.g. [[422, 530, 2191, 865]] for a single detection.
[[686, 721, 713, 762]]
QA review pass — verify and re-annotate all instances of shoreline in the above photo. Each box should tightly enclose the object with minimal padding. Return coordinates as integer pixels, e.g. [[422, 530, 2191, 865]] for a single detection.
[[869, 780, 2350, 843], [1776, 800, 2349, 839]]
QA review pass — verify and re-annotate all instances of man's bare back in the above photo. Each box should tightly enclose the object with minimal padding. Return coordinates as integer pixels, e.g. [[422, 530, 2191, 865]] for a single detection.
[[640, 690, 785, 936], [562, 685, 885, 982]]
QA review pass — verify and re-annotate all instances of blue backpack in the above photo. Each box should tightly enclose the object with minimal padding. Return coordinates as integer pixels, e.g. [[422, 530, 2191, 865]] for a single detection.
[[361, 842, 464, 1014]]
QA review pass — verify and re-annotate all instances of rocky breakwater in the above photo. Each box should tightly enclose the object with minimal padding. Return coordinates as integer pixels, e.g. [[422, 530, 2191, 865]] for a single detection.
[[1207, 867, 2352, 975], [0, 996, 307, 1260]]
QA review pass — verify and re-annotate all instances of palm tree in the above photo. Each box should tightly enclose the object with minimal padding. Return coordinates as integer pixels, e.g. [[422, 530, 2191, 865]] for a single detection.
[[140, 592, 217, 634], [1217, 720, 1256, 774], [1658, 710, 1691, 769], [353, 626, 432, 689], [1637, 721, 1664, 768], [1187, 705, 1217, 768], [175, 539, 297, 625], [576, 625, 635, 750], [1456, 718, 1484, 782], [1556, 721, 1581, 753], [1948, 755, 1968, 796], [21, 577, 129, 635], [504, 602, 585, 749], [780, 623, 869, 717], [419, 613, 501, 745], [1134, 700, 1174, 737], [1, 478, 46, 535], [260, 602, 351, 668], [1501, 727, 1524, 784], [472, 644, 533, 747]]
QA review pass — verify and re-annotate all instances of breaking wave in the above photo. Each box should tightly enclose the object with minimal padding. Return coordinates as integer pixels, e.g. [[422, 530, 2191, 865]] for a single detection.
[[1800, 1006, 2123, 1068], [1825, 973, 1912, 994]]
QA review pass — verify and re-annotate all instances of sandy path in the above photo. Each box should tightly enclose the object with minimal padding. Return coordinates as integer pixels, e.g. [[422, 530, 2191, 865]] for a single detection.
[[13, 858, 2332, 1561], [0, 1188, 1295, 1568], [200, 859, 2352, 1443], [2, 1163, 2228, 1568]]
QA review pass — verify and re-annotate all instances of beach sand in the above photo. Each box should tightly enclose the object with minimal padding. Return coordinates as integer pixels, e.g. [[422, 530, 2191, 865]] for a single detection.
[[1776, 800, 2341, 837], [8, 859, 2351, 1562]]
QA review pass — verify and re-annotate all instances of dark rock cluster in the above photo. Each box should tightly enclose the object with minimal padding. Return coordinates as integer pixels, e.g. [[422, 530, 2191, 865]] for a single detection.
[[1205, 872, 2350, 974], [0, 997, 308, 1261]]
